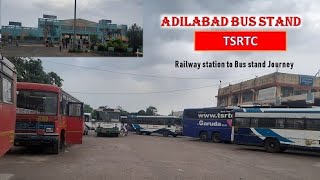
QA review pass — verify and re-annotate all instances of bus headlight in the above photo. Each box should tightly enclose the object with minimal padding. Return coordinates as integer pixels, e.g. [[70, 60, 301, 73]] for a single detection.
[[45, 128, 54, 133]]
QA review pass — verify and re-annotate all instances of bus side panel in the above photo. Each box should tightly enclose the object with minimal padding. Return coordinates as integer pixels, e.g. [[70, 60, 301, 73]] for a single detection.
[[66, 116, 83, 144], [0, 104, 16, 157], [182, 118, 200, 138], [183, 118, 232, 140], [234, 128, 264, 146]]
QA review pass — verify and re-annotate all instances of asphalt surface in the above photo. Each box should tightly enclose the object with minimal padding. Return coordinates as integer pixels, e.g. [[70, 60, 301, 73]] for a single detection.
[[0, 131, 320, 180], [1, 44, 100, 57]]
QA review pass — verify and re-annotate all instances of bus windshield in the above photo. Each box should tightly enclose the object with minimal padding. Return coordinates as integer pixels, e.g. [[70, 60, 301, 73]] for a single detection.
[[97, 111, 120, 122], [16, 91, 58, 115]]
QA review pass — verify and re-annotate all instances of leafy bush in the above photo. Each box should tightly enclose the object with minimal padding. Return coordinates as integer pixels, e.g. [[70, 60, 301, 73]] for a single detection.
[[68, 48, 83, 53], [97, 44, 106, 51]]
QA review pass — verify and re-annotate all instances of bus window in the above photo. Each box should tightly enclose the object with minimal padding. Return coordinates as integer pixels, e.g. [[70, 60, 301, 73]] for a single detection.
[[68, 103, 82, 117], [257, 118, 276, 128], [305, 120, 320, 130], [2, 77, 13, 103], [286, 119, 305, 129], [275, 119, 285, 129], [234, 118, 250, 127], [250, 118, 258, 127]]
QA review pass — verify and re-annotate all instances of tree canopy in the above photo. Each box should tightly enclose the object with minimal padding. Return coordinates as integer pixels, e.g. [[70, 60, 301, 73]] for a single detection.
[[8, 57, 64, 87], [84, 104, 94, 114], [146, 106, 158, 116], [127, 23, 143, 52]]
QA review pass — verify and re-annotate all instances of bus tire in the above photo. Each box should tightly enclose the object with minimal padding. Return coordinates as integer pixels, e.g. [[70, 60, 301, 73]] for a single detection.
[[172, 134, 178, 138], [212, 132, 221, 143], [199, 131, 209, 142], [163, 131, 169, 137], [60, 132, 65, 150], [115, 133, 119, 137], [52, 140, 60, 155], [146, 132, 151, 136], [264, 138, 281, 153]]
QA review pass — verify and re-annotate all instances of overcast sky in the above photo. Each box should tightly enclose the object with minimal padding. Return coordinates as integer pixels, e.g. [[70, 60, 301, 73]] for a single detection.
[[0, 0, 143, 27], [3, 0, 320, 115]]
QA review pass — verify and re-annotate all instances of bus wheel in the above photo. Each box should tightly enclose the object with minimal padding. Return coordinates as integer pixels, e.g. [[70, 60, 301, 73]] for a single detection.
[[172, 134, 178, 138], [163, 131, 169, 137], [52, 140, 60, 155], [115, 133, 119, 137], [60, 132, 65, 150], [146, 132, 151, 136], [212, 132, 221, 143], [199, 131, 208, 142], [264, 138, 281, 153]]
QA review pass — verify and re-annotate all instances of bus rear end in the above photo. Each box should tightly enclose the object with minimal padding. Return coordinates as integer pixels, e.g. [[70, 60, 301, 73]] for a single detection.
[[15, 83, 61, 154], [0, 56, 17, 157], [182, 108, 233, 142]]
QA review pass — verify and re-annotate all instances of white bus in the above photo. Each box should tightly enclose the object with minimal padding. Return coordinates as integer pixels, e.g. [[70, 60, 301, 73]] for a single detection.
[[232, 107, 320, 153], [84, 113, 95, 130], [121, 115, 183, 137], [94, 108, 121, 137]]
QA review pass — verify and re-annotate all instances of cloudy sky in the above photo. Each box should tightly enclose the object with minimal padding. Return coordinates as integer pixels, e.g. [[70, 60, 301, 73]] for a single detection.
[[3, 0, 320, 115], [1, 0, 142, 27]]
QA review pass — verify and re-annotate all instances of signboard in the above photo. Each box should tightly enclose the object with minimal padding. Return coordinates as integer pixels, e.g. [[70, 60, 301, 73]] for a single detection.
[[9, 21, 22, 26], [258, 87, 277, 101], [43, 14, 57, 19], [300, 75, 314, 86]]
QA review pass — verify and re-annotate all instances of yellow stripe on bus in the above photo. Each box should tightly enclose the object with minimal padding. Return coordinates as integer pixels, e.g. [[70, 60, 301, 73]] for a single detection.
[[0, 130, 14, 137]]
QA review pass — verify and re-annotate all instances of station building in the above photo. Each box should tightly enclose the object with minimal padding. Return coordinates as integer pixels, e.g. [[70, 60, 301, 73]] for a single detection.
[[0, 14, 128, 43], [216, 72, 320, 107]]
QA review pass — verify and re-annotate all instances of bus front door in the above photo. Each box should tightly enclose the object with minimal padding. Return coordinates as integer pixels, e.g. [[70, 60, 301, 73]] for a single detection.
[[66, 102, 84, 144]]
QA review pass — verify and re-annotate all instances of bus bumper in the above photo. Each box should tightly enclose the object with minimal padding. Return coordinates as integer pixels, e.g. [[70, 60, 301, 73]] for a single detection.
[[14, 134, 59, 146], [96, 127, 120, 135]]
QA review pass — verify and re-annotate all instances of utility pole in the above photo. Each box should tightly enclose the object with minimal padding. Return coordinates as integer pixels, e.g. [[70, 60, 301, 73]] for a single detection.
[[73, 0, 77, 50]]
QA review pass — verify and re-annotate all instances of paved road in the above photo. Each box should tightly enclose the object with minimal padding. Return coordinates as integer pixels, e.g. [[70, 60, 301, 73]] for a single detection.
[[1, 44, 100, 57], [0, 132, 320, 180]]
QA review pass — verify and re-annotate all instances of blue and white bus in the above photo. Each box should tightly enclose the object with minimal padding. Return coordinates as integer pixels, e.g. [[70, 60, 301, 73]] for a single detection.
[[121, 115, 183, 137], [182, 108, 233, 142], [232, 108, 320, 153]]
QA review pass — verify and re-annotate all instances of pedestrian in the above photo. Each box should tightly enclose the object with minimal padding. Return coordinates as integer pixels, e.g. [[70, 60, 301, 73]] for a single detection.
[[59, 44, 62, 52]]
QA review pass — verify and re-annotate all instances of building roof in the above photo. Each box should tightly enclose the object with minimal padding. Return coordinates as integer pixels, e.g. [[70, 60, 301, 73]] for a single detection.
[[60, 18, 97, 27], [218, 72, 320, 97]]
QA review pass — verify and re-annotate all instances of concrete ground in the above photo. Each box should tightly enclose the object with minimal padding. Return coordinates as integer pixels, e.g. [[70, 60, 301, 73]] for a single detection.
[[1, 44, 100, 57], [0, 131, 320, 180]]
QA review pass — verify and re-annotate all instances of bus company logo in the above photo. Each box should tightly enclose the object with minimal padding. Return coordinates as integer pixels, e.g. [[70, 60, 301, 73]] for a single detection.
[[198, 120, 225, 127]]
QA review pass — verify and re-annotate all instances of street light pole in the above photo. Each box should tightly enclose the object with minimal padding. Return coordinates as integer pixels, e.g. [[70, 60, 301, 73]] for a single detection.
[[73, 0, 77, 49]]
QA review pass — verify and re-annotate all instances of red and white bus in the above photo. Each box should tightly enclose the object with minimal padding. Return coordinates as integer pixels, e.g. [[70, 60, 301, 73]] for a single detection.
[[0, 56, 17, 157], [15, 82, 84, 154]]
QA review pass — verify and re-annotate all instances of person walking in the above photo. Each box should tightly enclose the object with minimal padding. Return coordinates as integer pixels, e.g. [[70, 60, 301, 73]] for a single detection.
[[59, 44, 62, 52]]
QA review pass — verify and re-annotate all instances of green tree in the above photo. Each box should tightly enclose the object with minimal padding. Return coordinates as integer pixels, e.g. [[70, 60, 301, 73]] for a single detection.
[[117, 106, 130, 116], [91, 110, 98, 120], [90, 34, 98, 44], [127, 23, 143, 52], [146, 106, 158, 116], [137, 110, 146, 115], [84, 104, 94, 113], [8, 57, 64, 87]]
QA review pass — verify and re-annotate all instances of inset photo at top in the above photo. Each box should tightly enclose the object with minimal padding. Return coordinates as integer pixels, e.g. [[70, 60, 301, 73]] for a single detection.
[[0, 0, 143, 57]]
